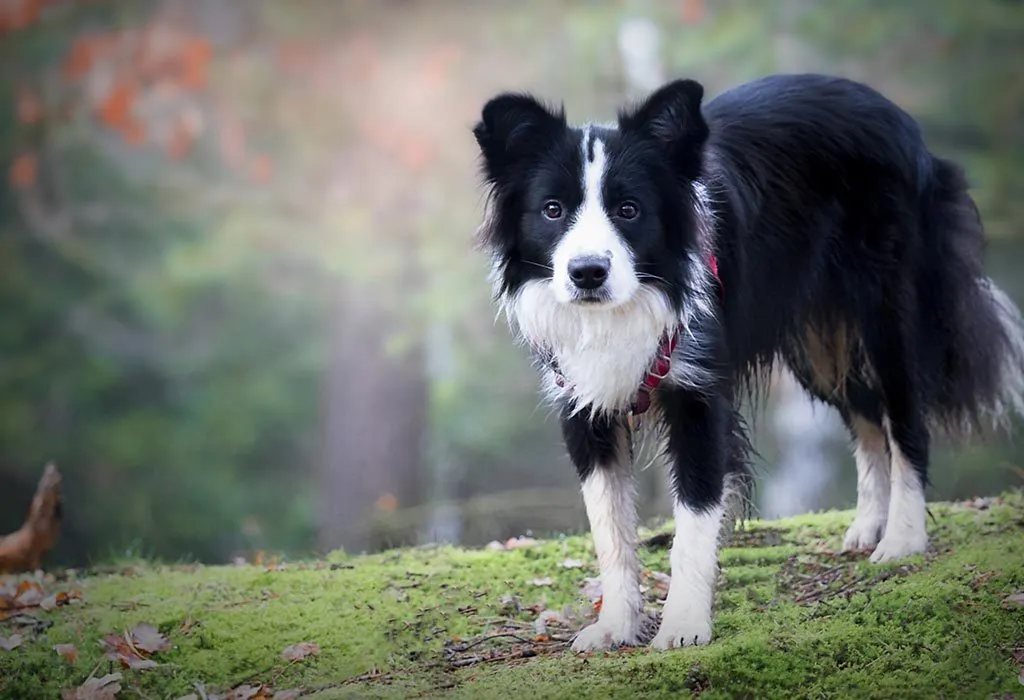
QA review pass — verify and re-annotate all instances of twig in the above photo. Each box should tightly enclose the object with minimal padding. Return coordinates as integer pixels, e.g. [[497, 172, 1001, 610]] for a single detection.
[[446, 632, 537, 654]]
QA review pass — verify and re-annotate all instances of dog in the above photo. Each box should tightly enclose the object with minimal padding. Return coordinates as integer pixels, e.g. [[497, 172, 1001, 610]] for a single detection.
[[471, 73, 1024, 651]]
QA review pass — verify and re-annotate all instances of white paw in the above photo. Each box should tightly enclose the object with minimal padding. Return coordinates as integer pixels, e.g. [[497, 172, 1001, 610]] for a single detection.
[[842, 516, 886, 552], [649, 613, 712, 650], [869, 529, 928, 563], [571, 618, 642, 652]]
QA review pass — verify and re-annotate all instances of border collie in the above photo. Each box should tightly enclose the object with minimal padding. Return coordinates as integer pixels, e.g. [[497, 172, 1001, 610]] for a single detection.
[[472, 73, 1024, 651]]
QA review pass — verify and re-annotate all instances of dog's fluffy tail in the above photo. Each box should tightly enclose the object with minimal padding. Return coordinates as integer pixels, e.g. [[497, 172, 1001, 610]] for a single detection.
[[922, 157, 1024, 440]]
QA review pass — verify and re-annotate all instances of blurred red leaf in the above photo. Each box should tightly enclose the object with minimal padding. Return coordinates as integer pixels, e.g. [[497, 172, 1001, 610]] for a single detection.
[[8, 152, 38, 188], [98, 83, 136, 129], [62, 35, 98, 81], [178, 37, 212, 90]]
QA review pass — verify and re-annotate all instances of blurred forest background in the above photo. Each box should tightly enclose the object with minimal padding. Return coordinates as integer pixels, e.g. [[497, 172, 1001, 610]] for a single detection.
[[1, 0, 1022, 567]]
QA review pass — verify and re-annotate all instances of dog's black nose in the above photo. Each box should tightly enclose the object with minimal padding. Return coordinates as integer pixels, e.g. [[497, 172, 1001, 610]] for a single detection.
[[568, 255, 611, 290]]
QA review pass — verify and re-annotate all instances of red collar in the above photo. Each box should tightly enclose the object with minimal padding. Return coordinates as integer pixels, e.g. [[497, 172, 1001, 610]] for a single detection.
[[549, 254, 722, 415]]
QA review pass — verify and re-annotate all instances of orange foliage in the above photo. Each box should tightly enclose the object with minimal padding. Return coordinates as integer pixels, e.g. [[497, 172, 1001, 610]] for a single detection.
[[0, 0, 42, 36], [8, 152, 37, 188], [62, 34, 99, 81], [98, 82, 136, 129], [178, 37, 212, 90]]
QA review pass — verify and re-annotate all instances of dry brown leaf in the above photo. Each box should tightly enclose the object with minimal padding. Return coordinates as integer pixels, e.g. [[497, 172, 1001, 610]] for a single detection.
[[1003, 591, 1024, 607], [131, 622, 171, 653], [0, 463, 63, 573], [281, 641, 320, 662], [61, 672, 122, 700], [0, 634, 24, 651], [54, 643, 79, 662], [100, 632, 158, 670], [219, 685, 263, 700]]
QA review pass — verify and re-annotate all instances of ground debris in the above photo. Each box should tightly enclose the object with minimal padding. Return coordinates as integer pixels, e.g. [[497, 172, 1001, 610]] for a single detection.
[[778, 552, 922, 606]]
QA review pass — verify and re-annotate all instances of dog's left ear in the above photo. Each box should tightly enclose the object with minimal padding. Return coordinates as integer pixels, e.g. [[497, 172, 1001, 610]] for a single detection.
[[473, 93, 565, 184], [618, 79, 709, 180]]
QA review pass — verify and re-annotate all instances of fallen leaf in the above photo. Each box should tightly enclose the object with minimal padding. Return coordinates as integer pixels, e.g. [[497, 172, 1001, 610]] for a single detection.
[[61, 672, 122, 700], [534, 609, 564, 637], [54, 643, 79, 662], [272, 691, 301, 700], [529, 577, 554, 587], [1003, 592, 1024, 607], [0, 634, 24, 651], [131, 623, 171, 653], [505, 536, 538, 549], [100, 632, 159, 670], [41, 591, 75, 610], [220, 684, 263, 700], [281, 641, 320, 662], [15, 580, 44, 607], [559, 559, 585, 569]]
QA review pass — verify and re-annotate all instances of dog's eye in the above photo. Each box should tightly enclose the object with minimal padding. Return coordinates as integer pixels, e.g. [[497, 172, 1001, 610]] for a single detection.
[[542, 201, 563, 220], [617, 201, 639, 220]]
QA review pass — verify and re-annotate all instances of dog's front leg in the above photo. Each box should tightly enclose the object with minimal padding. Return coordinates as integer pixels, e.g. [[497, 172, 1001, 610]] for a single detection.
[[651, 387, 730, 649], [562, 407, 645, 652]]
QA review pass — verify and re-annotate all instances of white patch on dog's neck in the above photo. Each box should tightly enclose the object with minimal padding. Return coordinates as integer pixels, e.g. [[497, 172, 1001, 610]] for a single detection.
[[509, 282, 678, 414]]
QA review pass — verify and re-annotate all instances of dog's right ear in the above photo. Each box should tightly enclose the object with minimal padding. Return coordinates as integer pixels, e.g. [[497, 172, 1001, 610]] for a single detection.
[[473, 93, 565, 183]]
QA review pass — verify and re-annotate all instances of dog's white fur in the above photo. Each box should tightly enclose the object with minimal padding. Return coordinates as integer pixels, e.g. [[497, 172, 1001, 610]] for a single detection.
[[842, 418, 891, 551], [651, 501, 724, 648], [571, 426, 646, 651]]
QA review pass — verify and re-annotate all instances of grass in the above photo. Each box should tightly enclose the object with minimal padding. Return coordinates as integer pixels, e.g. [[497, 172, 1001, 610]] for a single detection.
[[1, 492, 1022, 699]]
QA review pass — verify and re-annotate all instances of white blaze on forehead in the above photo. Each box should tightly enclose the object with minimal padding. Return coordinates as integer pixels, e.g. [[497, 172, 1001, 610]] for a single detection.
[[550, 127, 639, 306], [552, 127, 638, 307]]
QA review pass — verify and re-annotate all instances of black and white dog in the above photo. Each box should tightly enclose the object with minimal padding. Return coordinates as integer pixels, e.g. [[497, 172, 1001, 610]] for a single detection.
[[472, 74, 1024, 651]]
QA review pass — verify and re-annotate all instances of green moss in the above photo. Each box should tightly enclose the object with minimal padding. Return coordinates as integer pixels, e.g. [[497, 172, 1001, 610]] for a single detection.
[[2, 492, 1022, 699]]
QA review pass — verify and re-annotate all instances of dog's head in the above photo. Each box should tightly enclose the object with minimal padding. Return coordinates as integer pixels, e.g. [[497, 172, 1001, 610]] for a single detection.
[[473, 80, 711, 312]]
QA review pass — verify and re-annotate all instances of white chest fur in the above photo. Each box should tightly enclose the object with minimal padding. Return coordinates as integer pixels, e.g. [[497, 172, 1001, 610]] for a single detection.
[[509, 282, 679, 413]]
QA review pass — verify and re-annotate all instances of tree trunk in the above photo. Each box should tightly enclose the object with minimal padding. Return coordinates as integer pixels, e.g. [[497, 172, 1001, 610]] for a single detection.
[[316, 285, 427, 554]]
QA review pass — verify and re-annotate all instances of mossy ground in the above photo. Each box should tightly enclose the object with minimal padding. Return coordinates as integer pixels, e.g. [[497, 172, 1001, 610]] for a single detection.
[[2, 492, 1022, 700]]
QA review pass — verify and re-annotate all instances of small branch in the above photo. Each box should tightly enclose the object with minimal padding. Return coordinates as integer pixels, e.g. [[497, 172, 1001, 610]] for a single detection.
[[0, 463, 63, 574]]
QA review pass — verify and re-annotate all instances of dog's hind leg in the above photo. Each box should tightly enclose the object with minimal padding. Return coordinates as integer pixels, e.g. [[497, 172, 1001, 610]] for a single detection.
[[863, 308, 932, 562], [650, 387, 733, 649], [562, 407, 646, 652], [842, 416, 891, 552]]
